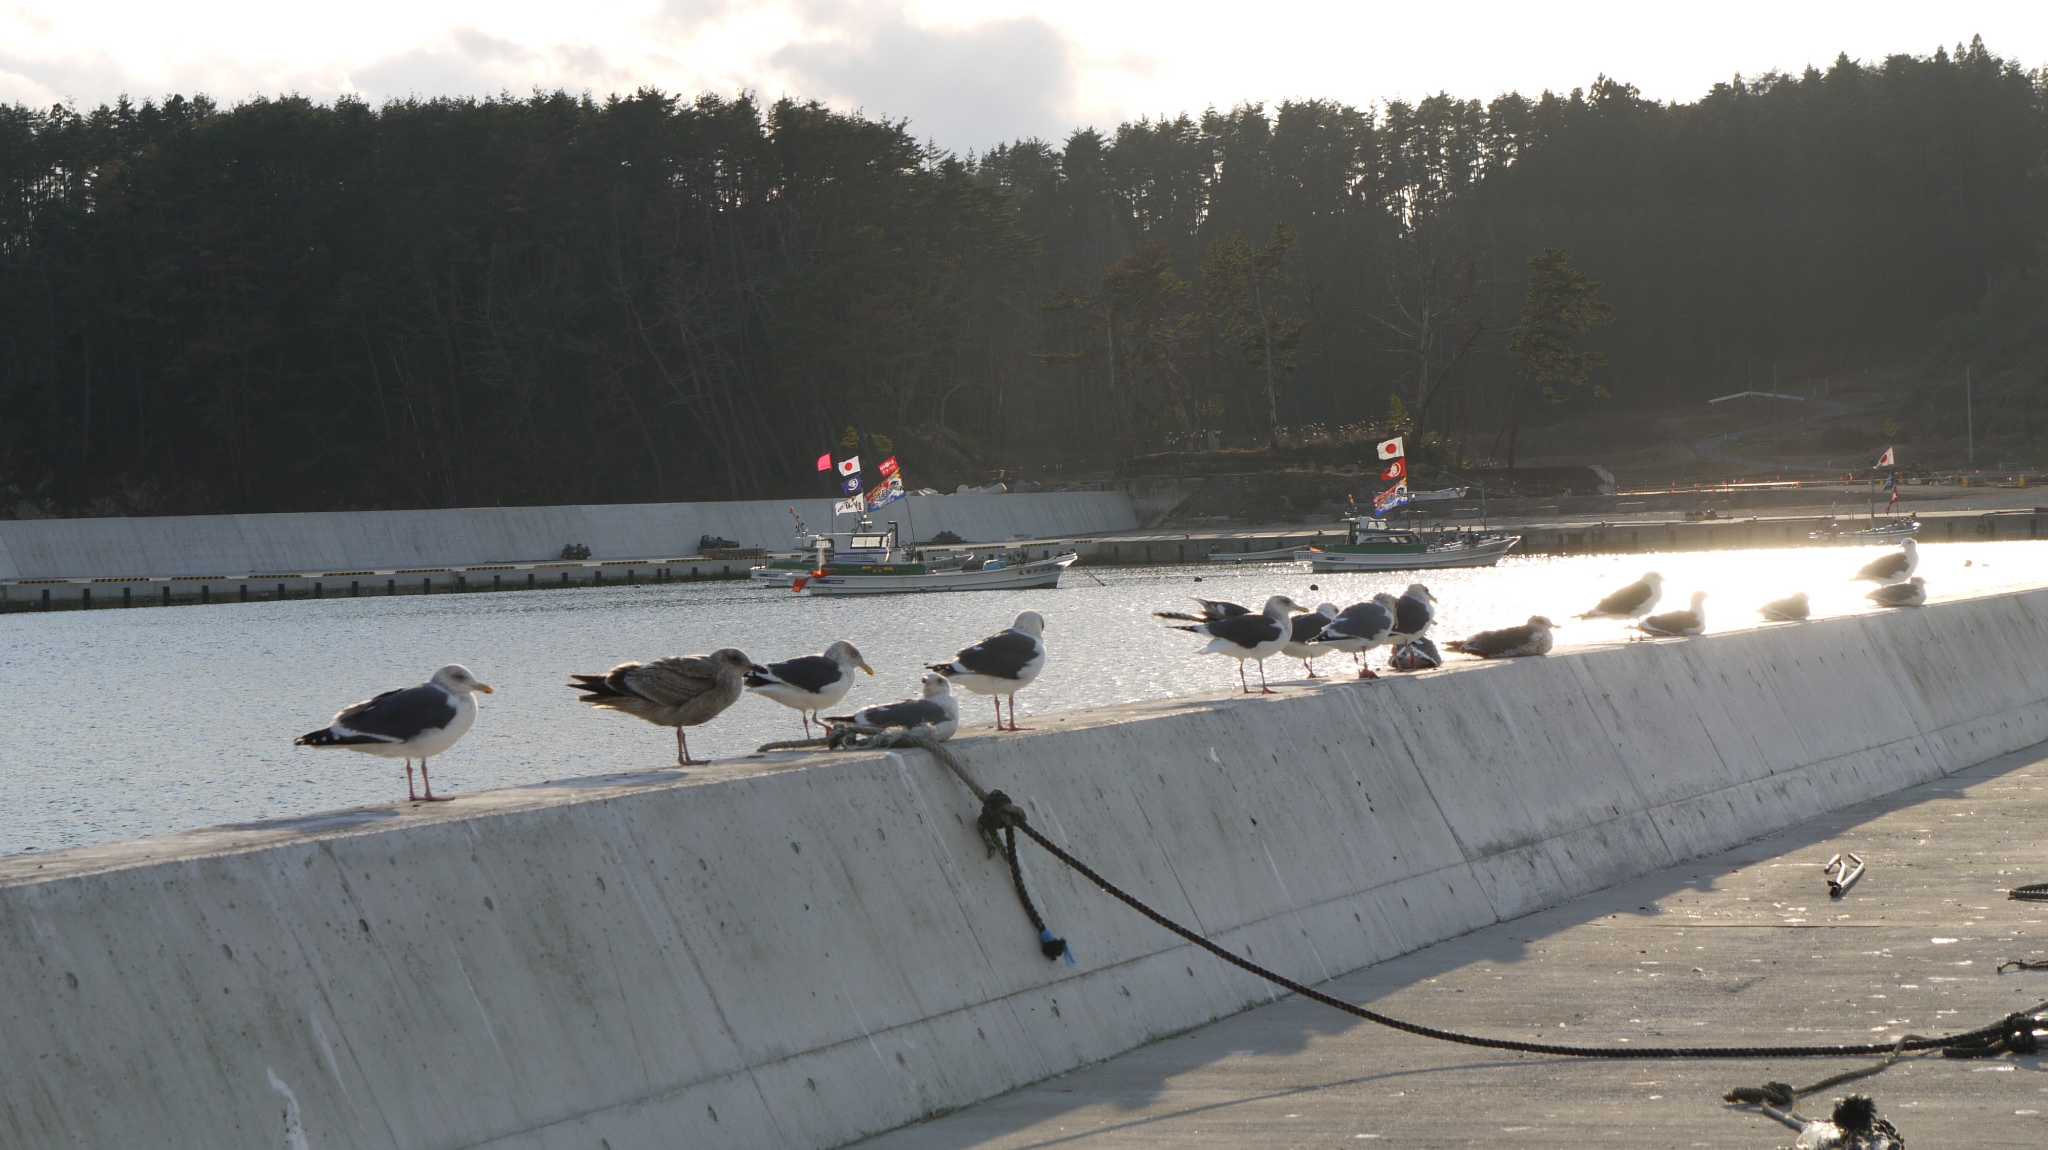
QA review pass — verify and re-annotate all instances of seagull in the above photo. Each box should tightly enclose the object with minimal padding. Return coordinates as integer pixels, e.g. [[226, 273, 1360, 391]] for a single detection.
[[569, 648, 755, 765], [1635, 591, 1707, 637], [1867, 576, 1926, 608], [824, 672, 960, 742], [1165, 594, 1305, 694], [929, 611, 1046, 731], [1317, 597, 1397, 678], [1282, 603, 1343, 677], [295, 664, 493, 802], [1387, 636, 1443, 672], [745, 640, 874, 737], [1760, 592, 1811, 622], [1446, 616, 1556, 659], [1389, 584, 1437, 646], [1579, 571, 1665, 619], [1854, 539, 1919, 584]]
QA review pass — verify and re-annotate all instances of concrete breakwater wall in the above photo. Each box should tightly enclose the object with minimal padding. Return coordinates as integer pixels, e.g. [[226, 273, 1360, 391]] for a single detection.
[[4, 589, 2047, 1148], [0, 491, 1138, 605]]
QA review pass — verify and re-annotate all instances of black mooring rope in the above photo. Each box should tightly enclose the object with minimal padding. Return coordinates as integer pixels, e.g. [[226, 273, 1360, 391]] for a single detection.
[[2010, 882, 2048, 903], [898, 737, 2047, 1062]]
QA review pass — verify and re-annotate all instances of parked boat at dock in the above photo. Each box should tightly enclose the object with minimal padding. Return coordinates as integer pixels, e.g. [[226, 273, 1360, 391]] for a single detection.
[[751, 519, 1079, 595], [1299, 519, 1520, 572]]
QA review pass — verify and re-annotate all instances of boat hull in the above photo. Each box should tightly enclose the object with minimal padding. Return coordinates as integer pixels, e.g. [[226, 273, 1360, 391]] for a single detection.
[[1304, 535, 1520, 572], [1205, 545, 1309, 564], [800, 554, 1079, 595]]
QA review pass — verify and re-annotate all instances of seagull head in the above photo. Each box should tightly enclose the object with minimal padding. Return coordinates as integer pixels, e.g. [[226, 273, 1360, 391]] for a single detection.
[[1908, 576, 1925, 587], [1403, 583, 1434, 602], [1264, 595, 1306, 617], [826, 639, 875, 676], [1315, 602, 1340, 619], [1372, 591, 1399, 609], [1010, 610, 1046, 637], [1527, 616, 1555, 630], [1901, 538, 1918, 556], [432, 664, 494, 695], [710, 648, 757, 677], [1689, 591, 1708, 609], [1641, 572, 1665, 587], [920, 671, 953, 698]]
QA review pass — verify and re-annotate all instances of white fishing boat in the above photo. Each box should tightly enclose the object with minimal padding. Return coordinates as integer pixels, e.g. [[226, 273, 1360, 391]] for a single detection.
[[1298, 519, 1520, 572], [1807, 517, 1919, 544], [757, 518, 1079, 596]]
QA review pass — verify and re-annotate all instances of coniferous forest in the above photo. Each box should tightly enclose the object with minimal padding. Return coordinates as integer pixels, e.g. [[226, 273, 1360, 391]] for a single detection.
[[2, 37, 2044, 515]]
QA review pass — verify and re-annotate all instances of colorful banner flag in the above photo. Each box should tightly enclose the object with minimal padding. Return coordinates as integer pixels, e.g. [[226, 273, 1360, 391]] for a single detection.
[[815, 452, 834, 472], [1372, 481, 1410, 516], [1381, 458, 1407, 482], [833, 494, 865, 515], [841, 474, 863, 494], [837, 455, 862, 477], [866, 474, 906, 508], [1875, 446, 1895, 468], [1886, 471, 1900, 507], [877, 456, 900, 479]]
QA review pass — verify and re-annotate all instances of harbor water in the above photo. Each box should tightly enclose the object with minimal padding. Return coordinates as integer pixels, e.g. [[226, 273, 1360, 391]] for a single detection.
[[4, 539, 2043, 855]]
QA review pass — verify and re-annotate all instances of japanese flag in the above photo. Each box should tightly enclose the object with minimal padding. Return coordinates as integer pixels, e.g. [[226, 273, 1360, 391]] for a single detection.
[[837, 455, 862, 477], [1875, 446, 1895, 468], [1376, 436, 1405, 461]]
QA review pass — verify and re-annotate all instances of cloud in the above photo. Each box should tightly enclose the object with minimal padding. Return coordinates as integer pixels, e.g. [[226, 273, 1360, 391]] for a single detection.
[[772, 10, 1077, 152]]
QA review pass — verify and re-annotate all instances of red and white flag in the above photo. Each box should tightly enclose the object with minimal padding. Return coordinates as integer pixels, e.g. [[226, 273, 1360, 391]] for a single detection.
[[815, 452, 834, 472], [1376, 436, 1405, 461], [1875, 446, 1895, 469], [877, 456, 900, 479], [1381, 458, 1407, 482], [837, 455, 862, 477]]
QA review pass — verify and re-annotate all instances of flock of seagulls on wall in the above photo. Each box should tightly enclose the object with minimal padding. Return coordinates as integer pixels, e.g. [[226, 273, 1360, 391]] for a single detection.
[[292, 538, 1930, 801]]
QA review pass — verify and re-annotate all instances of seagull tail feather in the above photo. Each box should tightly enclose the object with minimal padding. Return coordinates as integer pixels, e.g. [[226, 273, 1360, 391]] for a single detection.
[[1151, 610, 1208, 623], [568, 673, 626, 699], [1444, 640, 1471, 654], [294, 727, 373, 747]]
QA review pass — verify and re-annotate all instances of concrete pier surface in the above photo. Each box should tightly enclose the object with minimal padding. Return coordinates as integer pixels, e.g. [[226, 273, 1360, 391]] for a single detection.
[[4, 588, 2046, 1148], [860, 743, 2048, 1149]]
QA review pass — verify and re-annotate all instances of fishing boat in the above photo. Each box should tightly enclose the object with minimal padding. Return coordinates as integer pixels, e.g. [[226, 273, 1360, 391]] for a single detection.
[[1297, 519, 1520, 572], [754, 518, 1078, 595], [1806, 517, 1920, 544]]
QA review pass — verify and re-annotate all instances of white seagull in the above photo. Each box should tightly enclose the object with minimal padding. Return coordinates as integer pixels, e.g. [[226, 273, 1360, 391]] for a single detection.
[[745, 640, 875, 737], [1388, 584, 1437, 646], [1580, 571, 1665, 619], [1636, 591, 1708, 637], [929, 611, 1046, 731], [1282, 603, 1343, 677], [1317, 597, 1397, 679], [295, 664, 493, 802], [1867, 576, 1926, 608], [1446, 616, 1556, 659], [1165, 594, 1305, 694], [1854, 539, 1918, 584], [825, 672, 960, 742]]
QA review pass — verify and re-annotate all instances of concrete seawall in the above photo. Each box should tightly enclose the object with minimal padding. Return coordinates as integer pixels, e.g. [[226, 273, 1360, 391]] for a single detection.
[[0, 491, 1138, 606], [5, 590, 2047, 1147]]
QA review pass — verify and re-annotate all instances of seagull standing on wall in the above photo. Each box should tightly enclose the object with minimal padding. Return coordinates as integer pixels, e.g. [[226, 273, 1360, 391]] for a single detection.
[[1316, 597, 1396, 678], [1579, 571, 1665, 619], [1854, 539, 1919, 584], [929, 611, 1046, 731], [1164, 594, 1305, 694], [568, 648, 755, 765], [295, 664, 493, 802], [1760, 592, 1810, 622], [1635, 591, 1708, 637], [1282, 603, 1342, 677], [1388, 584, 1436, 647], [745, 640, 874, 737]]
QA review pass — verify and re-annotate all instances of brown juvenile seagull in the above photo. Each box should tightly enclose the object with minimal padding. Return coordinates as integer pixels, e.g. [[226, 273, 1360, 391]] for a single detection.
[[569, 648, 756, 765]]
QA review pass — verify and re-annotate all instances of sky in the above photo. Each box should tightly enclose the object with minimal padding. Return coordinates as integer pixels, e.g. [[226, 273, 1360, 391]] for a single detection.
[[3, 2, 2043, 153]]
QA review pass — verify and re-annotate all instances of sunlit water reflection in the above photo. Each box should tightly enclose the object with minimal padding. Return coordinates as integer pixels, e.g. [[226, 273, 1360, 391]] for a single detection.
[[4, 539, 2041, 854]]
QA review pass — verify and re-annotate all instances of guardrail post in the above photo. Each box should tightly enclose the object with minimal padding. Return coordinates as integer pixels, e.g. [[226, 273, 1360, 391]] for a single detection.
[[122, 587, 132, 608], [161, 586, 170, 607], [421, 576, 431, 595], [41, 588, 50, 610], [81, 588, 91, 610], [239, 584, 248, 603]]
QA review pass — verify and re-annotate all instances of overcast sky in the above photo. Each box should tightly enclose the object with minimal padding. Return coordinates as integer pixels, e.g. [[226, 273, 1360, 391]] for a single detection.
[[4, 2, 2042, 153]]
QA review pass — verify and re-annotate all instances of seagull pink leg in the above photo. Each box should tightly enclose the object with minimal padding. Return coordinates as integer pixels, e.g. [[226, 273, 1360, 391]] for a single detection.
[[1238, 661, 1250, 694], [1258, 659, 1275, 694], [1005, 694, 1029, 731], [417, 758, 452, 802], [405, 759, 417, 802]]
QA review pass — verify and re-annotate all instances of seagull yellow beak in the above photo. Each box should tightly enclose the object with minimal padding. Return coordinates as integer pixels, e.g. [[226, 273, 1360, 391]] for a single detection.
[[476, 683, 495, 694], [861, 664, 875, 676]]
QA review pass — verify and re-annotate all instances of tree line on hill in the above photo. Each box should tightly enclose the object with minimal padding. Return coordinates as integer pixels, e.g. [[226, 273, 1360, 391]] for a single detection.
[[1, 36, 2042, 515]]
